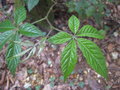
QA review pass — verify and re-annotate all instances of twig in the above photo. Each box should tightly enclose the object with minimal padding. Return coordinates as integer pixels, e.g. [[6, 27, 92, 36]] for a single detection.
[[0, 71, 6, 85], [5, 76, 9, 90], [32, 2, 56, 25], [32, 1, 64, 33], [31, 17, 46, 24]]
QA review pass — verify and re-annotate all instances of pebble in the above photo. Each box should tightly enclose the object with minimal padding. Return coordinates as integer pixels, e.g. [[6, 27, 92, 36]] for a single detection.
[[26, 77, 30, 81], [24, 83, 31, 88], [87, 69, 90, 73], [79, 77, 83, 81], [83, 71, 88, 74], [98, 79, 101, 83], [111, 52, 119, 60], [113, 32, 119, 37], [97, 74, 101, 78]]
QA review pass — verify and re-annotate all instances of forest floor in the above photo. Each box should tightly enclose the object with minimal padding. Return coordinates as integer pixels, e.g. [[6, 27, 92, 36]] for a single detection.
[[0, 1, 120, 90]]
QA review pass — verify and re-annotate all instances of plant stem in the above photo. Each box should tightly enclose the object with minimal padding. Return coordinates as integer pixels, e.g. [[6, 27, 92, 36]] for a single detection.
[[31, 17, 46, 24], [31, 1, 65, 33], [32, 2, 56, 25]]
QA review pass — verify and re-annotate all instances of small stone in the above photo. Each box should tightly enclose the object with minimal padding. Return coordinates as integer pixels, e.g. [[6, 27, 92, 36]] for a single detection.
[[108, 72, 112, 74], [83, 71, 87, 74], [87, 69, 90, 73], [98, 80, 101, 83], [97, 74, 101, 78], [24, 83, 31, 88], [113, 32, 119, 37], [79, 77, 83, 81], [26, 77, 30, 81], [111, 52, 119, 60]]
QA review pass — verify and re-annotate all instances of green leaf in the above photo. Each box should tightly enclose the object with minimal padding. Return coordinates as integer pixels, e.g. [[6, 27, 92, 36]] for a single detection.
[[77, 38, 108, 79], [6, 34, 21, 75], [48, 32, 72, 44], [68, 15, 80, 34], [27, 0, 39, 11], [61, 40, 77, 80], [14, 6, 26, 25], [0, 20, 15, 32], [77, 25, 104, 39], [0, 31, 15, 50], [19, 23, 44, 37]]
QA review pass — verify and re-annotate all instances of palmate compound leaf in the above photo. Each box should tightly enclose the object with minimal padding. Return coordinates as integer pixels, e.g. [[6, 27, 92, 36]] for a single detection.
[[14, 6, 26, 25], [6, 33, 21, 75], [0, 31, 15, 50], [77, 25, 104, 39], [48, 32, 72, 44], [0, 20, 15, 32], [68, 15, 80, 34], [77, 38, 108, 79], [19, 23, 44, 37], [61, 40, 77, 80]]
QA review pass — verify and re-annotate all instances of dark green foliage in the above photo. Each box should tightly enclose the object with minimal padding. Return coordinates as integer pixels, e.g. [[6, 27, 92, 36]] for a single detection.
[[66, 0, 106, 24], [0, 6, 44, 74]]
